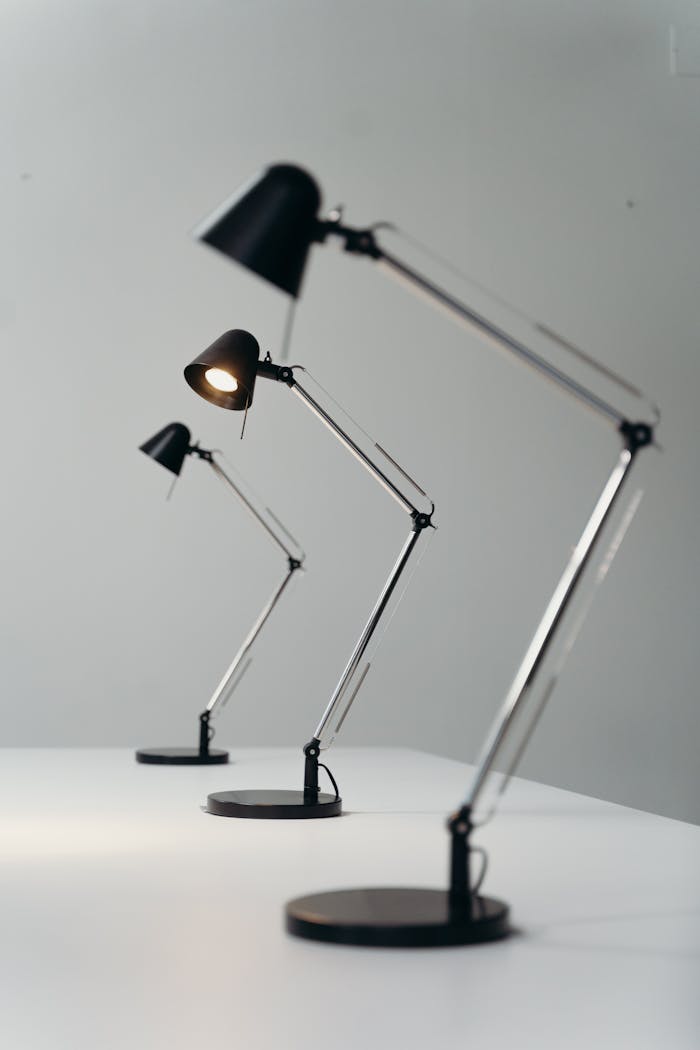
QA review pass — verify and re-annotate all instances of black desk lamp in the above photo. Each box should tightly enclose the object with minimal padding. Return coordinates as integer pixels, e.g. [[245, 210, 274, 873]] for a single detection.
[[184, 329, 434, 818], [136, 421, 304, 765]]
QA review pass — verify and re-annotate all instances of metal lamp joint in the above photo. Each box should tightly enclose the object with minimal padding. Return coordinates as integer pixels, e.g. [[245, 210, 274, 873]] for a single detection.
[[314, 213, 382, 259], [619, 420, 654, 452]]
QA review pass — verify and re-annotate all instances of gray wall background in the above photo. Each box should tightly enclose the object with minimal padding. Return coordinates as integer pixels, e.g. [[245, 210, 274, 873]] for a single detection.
[[2, 0, 698, 822]]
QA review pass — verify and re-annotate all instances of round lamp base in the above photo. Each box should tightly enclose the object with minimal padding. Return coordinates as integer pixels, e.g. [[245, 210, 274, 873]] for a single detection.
[[206, 788, 342, 819], [135, 747, 229, 766], [286, 887, 510, 947]]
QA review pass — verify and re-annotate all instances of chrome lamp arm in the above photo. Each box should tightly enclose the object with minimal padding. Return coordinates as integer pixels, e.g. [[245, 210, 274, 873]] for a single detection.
[[257, 360, 434, 799], [316, 216, 655, 433], [283, 202, 660, 944], [197, 547, 303, 753], [189, 447, 304, 759], [314, 216, 658, 908], [447, 423, 649, 912]]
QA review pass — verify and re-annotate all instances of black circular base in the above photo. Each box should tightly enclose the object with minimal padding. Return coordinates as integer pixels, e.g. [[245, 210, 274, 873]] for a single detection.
[[135, 747, 229, 766], [206, 788, 342, 819], [286, 887, 510, 947]]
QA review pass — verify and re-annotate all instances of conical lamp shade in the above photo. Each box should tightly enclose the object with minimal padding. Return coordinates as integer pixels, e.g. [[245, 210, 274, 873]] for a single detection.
[[184, 329, 261, 411], [194, 164, 322, 298], [140, 423, 192, 476]]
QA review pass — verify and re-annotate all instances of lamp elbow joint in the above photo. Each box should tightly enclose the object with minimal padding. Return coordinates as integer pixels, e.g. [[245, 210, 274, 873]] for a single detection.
[[619, 420, 654, 452], [411, 507, 434, 532]]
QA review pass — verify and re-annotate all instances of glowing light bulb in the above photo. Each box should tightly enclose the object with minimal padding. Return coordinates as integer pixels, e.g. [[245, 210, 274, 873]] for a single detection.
[[205, 368, 238, 393]]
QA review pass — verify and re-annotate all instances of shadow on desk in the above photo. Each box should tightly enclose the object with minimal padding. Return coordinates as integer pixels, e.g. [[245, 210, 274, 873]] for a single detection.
[[528, 907, 700, 961]]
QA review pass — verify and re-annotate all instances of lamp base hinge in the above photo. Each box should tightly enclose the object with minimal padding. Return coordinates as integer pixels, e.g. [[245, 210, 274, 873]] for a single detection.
[[198, 710, 212, 759], [303, 737, 340, 803], [447, 805, 474, 912], [303, 737, 321, 802]]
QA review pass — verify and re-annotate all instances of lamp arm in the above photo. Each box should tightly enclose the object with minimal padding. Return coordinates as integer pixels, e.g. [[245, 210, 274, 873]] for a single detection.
[[191, 452, 303, 756], [286, 376, 433, 746], [464, 434, 640, 817], [290, 377, 424, 517], [376, 249, 627, 425], [308, 216, 658, 899], [317, 220, 652, 430], [438, 432, 646, 906], [312, 522, 425, 748], [204, 455, 303, 563], [257, 362, 434, 789], [202, 555, 302, 724], [289, 376, 433, 744]]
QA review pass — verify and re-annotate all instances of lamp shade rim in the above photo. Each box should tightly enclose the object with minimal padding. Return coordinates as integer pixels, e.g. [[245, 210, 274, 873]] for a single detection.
[[184, 329, 261, 411]]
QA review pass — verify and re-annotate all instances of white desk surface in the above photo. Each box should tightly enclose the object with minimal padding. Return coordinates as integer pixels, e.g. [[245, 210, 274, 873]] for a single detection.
[[1, 747, 698, 1050]]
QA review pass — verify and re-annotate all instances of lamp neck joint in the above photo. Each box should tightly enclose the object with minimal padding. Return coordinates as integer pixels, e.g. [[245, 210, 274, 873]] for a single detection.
[[258, 356, 296, 387], [315, 216, 382, 260], [189, 443, 214, 463], [198, 710, 212, 758], [447, 805, 474, 909]]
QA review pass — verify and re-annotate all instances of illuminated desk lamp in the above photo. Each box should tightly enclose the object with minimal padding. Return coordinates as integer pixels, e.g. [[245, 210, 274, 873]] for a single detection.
[[136, 421, 304, 765], [184, 329, 434, 818]]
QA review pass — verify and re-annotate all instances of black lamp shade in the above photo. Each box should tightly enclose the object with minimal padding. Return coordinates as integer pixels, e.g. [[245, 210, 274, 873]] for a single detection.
[[184, 329, 261, 411], [195, 164, 322, 298], [140, 422, 192, 476]]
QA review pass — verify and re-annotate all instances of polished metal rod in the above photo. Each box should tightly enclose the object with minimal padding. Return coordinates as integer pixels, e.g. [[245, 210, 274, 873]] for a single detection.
[[206, 563, 299, 718], [465, 445, 635, 811], [376, 249, 627, 427], [208, 458, 299, 562], [286, 376, 430, 749], [291, 381, 420, 516], [313, 526, 424, 745]]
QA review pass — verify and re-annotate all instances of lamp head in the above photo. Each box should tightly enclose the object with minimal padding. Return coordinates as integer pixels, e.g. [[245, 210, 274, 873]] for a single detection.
[[184, 329, 261, 411], [194, 163, 322, 298], [139, 422, 192, 476]]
